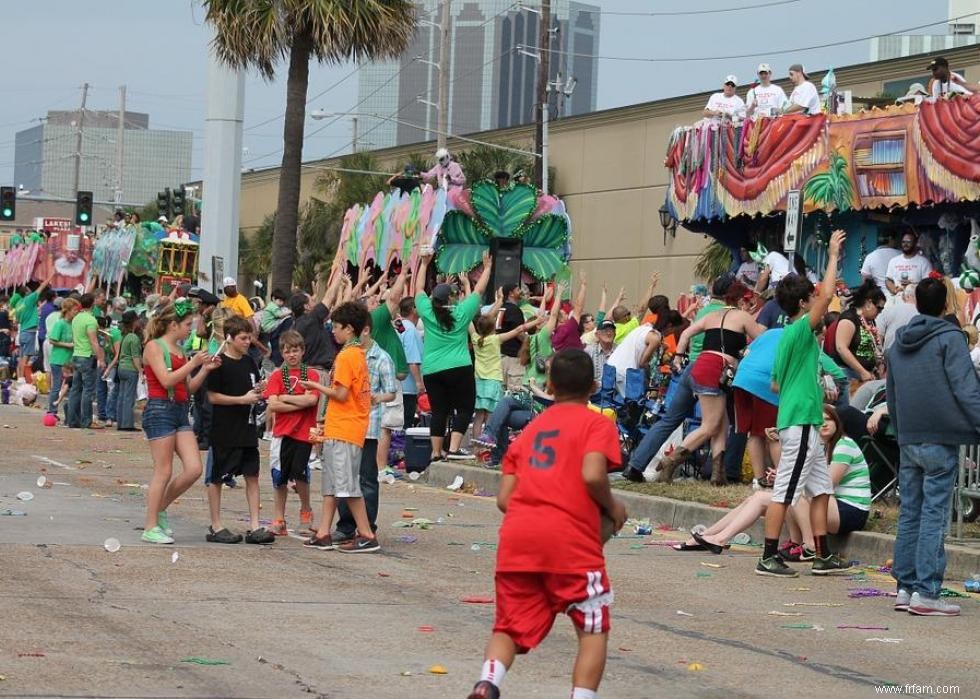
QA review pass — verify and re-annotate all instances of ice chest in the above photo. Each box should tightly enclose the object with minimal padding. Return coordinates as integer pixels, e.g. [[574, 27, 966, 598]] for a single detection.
[[405, 427, 431, 473]]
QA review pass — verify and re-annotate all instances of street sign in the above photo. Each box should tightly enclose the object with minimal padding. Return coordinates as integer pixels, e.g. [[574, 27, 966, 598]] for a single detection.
[[784, 189, 802, 254], [211, 256, 224, 294], [34, 217, 73, 232]]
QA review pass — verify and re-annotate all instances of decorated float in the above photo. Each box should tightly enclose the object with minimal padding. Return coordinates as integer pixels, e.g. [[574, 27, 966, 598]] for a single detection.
[[330, 180, 571, 284], [664, 94, 980, 287]]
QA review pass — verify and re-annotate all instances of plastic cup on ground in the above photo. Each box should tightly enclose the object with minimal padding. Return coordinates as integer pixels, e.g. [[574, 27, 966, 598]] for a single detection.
[[103, 538, 121, 553]]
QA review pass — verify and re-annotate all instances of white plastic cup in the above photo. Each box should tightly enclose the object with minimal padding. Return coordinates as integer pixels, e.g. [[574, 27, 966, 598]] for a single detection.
[[103, 538, 121, 553]]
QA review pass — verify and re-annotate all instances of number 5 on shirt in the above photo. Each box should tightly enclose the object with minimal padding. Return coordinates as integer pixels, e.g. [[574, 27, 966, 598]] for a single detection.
[[530, 430, 560, 469]]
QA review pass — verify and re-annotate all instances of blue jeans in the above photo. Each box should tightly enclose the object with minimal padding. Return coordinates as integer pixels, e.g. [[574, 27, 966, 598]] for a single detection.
[[115, 368, 139, 430], [47, 363, 65, 415], [892, 443, 959, 600], [487, 396, 533, 464], [628, 364, 696, 471], [67, 357, 98, 428], [97, 366, 117, 422]]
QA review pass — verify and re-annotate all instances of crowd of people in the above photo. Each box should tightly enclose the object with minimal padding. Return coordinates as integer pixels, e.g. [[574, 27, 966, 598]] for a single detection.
[[5, 210, 980, 696]]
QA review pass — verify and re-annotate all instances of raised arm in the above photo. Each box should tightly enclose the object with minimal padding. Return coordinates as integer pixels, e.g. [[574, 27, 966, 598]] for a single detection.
[[385, 263, 408, 316], [636, 272, 659, 317], [414, 248, 432, 297], [808, 230, 844, 329], [571, 274, 587, 320], [546, 284, 564, 332], [472, 250, 493, 297]]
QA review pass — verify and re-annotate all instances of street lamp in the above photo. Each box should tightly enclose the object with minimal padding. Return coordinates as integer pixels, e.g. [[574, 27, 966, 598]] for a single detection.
[[310, 110, 361, 152], [658, 204, 678, 246]]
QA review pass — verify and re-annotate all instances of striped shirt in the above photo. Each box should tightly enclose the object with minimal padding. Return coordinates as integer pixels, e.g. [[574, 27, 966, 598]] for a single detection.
[[365, 341, 398, 441], [832, 436, 871, 511]]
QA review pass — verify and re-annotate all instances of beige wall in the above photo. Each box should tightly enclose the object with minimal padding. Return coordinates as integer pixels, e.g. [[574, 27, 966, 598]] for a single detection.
[[230, 46, 980, 309]]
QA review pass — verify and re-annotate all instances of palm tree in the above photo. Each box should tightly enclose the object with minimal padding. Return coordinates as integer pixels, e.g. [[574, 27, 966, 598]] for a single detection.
[[803, 150, 855, 213], [204, 0, 417, 292]]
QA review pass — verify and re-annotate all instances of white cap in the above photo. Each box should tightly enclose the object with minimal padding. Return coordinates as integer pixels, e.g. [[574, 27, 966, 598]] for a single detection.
[[724, 75, 738, 85], [222, 276, 237, 288], [157, 215, 167, 222], [758, 63, 772, 73]]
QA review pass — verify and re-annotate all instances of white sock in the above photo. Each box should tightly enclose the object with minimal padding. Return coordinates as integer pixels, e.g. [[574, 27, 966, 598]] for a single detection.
[[571, 688, 597, 699], [479, 659, 507, 687]]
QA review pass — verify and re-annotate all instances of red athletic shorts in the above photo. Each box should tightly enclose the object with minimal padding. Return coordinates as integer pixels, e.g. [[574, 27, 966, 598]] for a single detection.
[[493, 569, 612, 653], [733, 387, 778, 437]]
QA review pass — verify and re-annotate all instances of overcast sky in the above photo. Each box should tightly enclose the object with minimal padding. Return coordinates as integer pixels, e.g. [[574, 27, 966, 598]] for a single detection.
[[0, 0, 953, 191]]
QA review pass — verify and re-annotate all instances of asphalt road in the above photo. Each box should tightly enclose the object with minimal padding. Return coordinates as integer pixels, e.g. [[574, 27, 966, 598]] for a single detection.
[[0, 404, 975, 699]]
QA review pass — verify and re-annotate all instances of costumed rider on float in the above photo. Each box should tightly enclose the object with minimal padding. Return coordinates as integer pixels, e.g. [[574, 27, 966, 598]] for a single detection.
[[422, 147, 467, 192]]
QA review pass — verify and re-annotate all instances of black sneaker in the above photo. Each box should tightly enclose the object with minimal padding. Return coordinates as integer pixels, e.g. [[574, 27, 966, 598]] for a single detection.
[[331, 529, 355, 544], [468, 680, 501, 699], [337, 535, 381, 553], [755, 555, 799, 578], [623, 466, 645, 483], [446, 449, 473, 460], [811, 552, 853, 576], [245, 527, 275, 545], [206, 527, 243, 544], [304, 533, 335, 550]]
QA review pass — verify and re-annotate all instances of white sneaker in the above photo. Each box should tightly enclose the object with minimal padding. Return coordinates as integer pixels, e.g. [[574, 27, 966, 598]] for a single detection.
[[308, 457, 323, 471], [908, 591, 960, 616], [894, 589, 911, 612], [261, 431, 273, 441]]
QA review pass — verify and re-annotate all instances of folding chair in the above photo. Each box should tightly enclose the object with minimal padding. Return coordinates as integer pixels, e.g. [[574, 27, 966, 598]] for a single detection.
[[857, 416, 900, 502]]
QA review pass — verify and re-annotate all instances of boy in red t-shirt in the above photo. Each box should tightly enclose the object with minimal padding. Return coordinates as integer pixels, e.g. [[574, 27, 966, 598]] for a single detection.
[[263, 330, 320, 535], [468, 349, 628, 699]]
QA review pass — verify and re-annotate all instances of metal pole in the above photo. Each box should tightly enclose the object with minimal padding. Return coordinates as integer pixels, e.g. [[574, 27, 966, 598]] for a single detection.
[[72, 82, 90, 198], [533, 0, 551, 190], [115, 85, 126, 204], [436, 0, 452, 150], [542, 101, 549, 195], [352, 116, 358, 153]]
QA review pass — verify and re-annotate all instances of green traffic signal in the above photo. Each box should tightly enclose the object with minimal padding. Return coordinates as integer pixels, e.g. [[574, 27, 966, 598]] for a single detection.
[[1, 207, 11, 218], [80, 212, 89, 222]]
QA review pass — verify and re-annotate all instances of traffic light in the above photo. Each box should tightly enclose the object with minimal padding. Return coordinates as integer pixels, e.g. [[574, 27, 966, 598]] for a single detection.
[[157, 188, 171, 219], [75, 190, 93, 226], [172, 185, 186, 217], [0, 186, 15, 221]]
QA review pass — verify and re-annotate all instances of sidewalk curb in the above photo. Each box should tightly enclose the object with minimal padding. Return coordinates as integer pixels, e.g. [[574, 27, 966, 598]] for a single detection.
[[421, 461, 980, 581]]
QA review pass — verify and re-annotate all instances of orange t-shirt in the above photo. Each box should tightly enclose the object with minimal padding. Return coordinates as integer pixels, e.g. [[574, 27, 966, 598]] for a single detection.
[[324, 344, 371, 447]]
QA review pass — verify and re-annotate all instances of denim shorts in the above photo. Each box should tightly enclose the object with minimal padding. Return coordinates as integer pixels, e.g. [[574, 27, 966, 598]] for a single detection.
[[142, 398, 192, 441], [18, 329, 38, 358]]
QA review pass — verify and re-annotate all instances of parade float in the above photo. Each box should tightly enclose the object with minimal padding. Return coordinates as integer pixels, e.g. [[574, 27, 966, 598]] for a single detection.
[[663, 93, 980, 286], [330, 180, 571, 285]]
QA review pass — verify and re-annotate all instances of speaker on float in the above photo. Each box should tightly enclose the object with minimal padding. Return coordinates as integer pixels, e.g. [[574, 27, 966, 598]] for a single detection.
[[486, 237, 523, 303]]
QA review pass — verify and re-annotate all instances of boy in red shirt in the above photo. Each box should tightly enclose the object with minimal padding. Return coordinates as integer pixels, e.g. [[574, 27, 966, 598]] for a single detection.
[[468, 349, 628, 699], [262, 330, 320, 535]]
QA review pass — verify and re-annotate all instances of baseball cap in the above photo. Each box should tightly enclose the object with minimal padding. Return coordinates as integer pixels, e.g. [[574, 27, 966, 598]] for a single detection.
[[928, 56, 949, 70], [757, 63, 772, 73], [431, 283, 454, 303], [157, 215, 167, 222], [724, 74, 738, 85], [788, 63, 808, 78], [598, 319, 616, 332], [222, 276, 237, 288], [188, 287, 220, 305]]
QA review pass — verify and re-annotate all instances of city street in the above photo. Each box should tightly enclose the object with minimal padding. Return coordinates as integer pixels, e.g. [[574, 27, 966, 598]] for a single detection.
[[0, 404, 974, 698]]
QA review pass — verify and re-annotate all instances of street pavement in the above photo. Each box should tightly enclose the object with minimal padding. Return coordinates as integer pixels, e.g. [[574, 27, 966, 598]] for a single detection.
[[0, 403, 976, 699]]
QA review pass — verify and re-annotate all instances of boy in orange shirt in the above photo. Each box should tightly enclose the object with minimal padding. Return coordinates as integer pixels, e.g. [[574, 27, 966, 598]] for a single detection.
[[300, 302, 378, 553], [468, 349, 628, 699], [262, 330, 320, 535]]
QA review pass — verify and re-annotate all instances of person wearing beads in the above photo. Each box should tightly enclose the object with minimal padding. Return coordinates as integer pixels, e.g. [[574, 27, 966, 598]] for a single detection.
[[263, 329, 320, 537], [141, 300, 222, 545]]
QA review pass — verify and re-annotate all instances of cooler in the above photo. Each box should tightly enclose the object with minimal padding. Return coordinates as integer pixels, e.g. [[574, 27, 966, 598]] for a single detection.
[[404, 426, 431, 473]]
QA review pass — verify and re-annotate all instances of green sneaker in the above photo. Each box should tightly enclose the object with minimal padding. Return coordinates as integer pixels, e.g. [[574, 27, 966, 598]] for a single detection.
[[812, 552, 853, 575], [755, 555, 799, 578], [141, 526, 175, 545], [157, 511, 174, 537]]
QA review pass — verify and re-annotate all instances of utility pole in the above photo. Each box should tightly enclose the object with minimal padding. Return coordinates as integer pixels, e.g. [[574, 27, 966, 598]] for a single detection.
[[72, 82, 90, 198], [533, 0, 551, 192], [351, 116, 359, 153], [115, 84, 126, 204], [436, 0, 452, 150]]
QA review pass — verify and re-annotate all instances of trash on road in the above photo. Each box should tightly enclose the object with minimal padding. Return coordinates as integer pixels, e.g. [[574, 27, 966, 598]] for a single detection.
[[447, 475, 464, 491], [180, 657, 230, 666], [783, 602, 842, 607], [171, 551, 180, 564], [687, 662, 704, 671], [103, 538, 121, 553], [428, 665, 448, 675], [700, 562, 724, 568], [768, 611, 803, 617], [17, 651, 45, 657], [15, 491, 33, 501], [676, 610, 693, 617], [418, 625, 435, 633], [461, 596, 494, 604], [866, 638, 903, 643], [1, 510, 27, 516], [837, 624, 888, 630]]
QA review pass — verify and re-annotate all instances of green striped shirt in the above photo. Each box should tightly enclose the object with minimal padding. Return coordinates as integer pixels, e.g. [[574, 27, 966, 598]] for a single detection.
[[832, 436, 871, 511]]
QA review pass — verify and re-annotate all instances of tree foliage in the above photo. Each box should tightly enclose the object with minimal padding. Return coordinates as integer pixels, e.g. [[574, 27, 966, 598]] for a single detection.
[[694, 241, 733, 282]]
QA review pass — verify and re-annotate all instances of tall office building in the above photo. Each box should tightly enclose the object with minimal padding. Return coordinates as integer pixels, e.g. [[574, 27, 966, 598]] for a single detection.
[[354, 0, 600, 150], [14, 110, 192, 205], [870, 0, 979, 61]]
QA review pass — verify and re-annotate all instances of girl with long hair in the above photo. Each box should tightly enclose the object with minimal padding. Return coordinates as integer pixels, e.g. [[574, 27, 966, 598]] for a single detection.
[[834, 279, 886, 384], [140, 300, 221, 544]]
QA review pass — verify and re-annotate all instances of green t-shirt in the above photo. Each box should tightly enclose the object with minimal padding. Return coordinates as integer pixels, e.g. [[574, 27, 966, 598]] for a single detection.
[[614, 317, 639, 344], [819, 352, 846, 381], [371, 303, 408, 379], [832, 436, 871, 511], [71, 311, 99, 358], [49, 318, 74, 367], [525, 325, 554, 385], [8, 292, 22, 320], [92, 306, 104, 318], [689, 300, 725, 362], [118, 332, 143, 372], [45, 310, 62, 336], [14, 291, 40, 331], [772, 317, 823, 430], [99, 326, 121, 359], [415, 291, 481, 375]]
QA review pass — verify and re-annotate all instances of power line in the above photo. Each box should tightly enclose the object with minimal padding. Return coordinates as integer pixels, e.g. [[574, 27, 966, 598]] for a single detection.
[[524, 11, 980, 63], [578, 0, 802, 16], [244, 66, 360, 133]]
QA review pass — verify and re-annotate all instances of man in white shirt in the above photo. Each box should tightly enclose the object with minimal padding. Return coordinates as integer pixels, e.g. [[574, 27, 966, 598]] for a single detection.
[[860, 228, 901, 293], [745, 63, 787, 118], [885, 230, 933, 296], [877, 283, 918, 351], [754, 248, 792, 291], [704, 75, 746, 121], [928, 56, 974, 99], [783, 63, 821, 115]]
